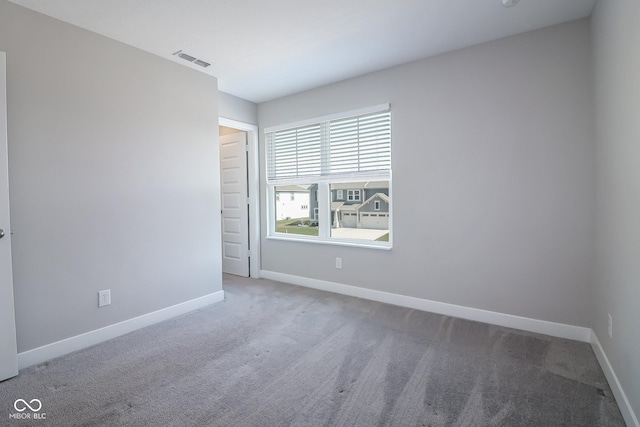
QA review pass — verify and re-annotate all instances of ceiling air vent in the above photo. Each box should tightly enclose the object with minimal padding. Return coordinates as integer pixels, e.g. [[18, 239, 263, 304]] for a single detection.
[[172, 50, 211, 68], [194, 59, 211, 68]]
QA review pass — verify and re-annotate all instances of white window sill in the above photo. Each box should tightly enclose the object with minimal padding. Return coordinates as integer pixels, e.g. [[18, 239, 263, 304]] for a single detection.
[[266, 234, 392, 250]]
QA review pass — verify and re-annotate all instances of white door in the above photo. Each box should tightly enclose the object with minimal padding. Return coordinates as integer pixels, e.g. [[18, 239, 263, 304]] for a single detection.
[[220, 132, 249, 277], [0, 52, 19, 381]]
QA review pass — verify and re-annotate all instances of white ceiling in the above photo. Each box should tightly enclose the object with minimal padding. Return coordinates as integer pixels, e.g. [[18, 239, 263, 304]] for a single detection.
[[8, 0, 595, 103]]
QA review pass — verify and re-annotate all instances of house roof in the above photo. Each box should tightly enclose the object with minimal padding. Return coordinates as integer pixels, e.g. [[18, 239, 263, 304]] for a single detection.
[[338, 204, 360, 212], [331, 181, 389, 190], [361, 192, 389, 207], [364, 181, 389, 189], [374, 193, 390, 203], [331, 202, 345, 211], [332, 192, 388, 212], [276, 185, 309, 192]]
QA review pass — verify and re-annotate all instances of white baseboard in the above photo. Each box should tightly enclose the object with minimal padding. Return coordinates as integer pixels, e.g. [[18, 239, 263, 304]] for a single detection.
[[260, 270, 591, 342], [591, 332, 640, 427], [18, 291, 225, 370]]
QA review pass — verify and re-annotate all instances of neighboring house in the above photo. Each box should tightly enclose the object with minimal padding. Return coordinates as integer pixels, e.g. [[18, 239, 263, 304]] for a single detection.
[[309, 181, 390, 230], [275, 185, 311, 220]]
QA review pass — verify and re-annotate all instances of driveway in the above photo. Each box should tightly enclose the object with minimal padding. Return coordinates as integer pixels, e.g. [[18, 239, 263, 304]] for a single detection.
[[331, 228, 388, 240]]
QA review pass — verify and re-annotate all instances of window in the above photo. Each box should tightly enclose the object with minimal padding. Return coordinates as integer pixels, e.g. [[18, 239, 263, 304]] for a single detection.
[[347, 190, 361, 201], [266, 104, 392, 248], [330, 181, 389, 242], [274, 185, 317, 236]]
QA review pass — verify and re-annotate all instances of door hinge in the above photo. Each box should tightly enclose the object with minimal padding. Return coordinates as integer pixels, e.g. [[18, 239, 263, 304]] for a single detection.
[[247, 250, 252, 257]]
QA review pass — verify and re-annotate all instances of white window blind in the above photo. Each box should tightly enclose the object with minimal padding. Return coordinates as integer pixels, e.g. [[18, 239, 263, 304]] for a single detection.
[[266, 124, 321, 180], [266, 108, 390, 183], [329, 111, 391, 175]]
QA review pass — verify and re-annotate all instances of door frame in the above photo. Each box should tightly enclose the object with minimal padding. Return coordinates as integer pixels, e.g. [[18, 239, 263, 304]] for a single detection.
[[218, 117, 260, 278], [0, 51, 18, 381]]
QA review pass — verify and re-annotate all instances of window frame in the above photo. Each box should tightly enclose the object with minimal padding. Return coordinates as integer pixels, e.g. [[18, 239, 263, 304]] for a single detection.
[[265, 104, 392, 250], [347, 190, 361, 202]]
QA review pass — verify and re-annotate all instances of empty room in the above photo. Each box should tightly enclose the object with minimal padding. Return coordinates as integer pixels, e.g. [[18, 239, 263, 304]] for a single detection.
[[0, 0, 638, 425]]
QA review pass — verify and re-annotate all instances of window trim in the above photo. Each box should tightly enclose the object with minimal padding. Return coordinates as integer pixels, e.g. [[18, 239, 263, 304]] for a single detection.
[[265, 104, 392, 249], [267, 177, 392, 249], [347, 190, 361, 202], [264, 103, 389, 135], [267, 233, 392, 251]]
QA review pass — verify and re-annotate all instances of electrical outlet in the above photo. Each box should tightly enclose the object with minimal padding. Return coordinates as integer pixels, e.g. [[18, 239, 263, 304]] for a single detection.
[[336, 257, 342, 269], [98, 289, 111, 307], [608, 313, 613, 338]]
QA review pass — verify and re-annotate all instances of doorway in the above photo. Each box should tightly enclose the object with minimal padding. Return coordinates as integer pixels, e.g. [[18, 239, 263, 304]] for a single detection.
[[218, 118, 260, 278], [0, 51, 19, 381]]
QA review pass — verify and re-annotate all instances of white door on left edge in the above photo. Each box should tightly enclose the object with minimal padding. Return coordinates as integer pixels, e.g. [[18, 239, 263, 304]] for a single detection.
[[220, 132, 249, 277], [0, 52, 19, 381]]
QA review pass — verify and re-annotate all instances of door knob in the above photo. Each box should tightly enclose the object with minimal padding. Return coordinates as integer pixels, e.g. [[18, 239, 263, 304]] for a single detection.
[[0, 229, 4, 239]]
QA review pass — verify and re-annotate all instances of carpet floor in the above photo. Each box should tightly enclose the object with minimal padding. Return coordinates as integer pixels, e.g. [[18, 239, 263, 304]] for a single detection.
[[0, 274, 626, 426]]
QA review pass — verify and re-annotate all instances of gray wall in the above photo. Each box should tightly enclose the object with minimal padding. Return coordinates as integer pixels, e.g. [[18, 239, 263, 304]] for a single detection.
[[0, 1, 222, 352], [219, 91, 258, 125], [259, 20, 594, 327], [592, 0, 640, 417]]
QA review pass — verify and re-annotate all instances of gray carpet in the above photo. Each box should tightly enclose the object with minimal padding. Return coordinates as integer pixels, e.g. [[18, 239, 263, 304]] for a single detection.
[[0, 274, 626, 426]]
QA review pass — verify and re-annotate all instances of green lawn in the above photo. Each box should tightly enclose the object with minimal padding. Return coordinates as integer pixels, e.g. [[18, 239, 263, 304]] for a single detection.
[[376, 233, 390, 242], [276, 218, 319, 236]]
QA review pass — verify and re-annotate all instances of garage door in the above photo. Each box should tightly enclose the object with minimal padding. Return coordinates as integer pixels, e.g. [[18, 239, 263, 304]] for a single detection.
[[360, 213, 389, 230], [341, 212, 357, 227]]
